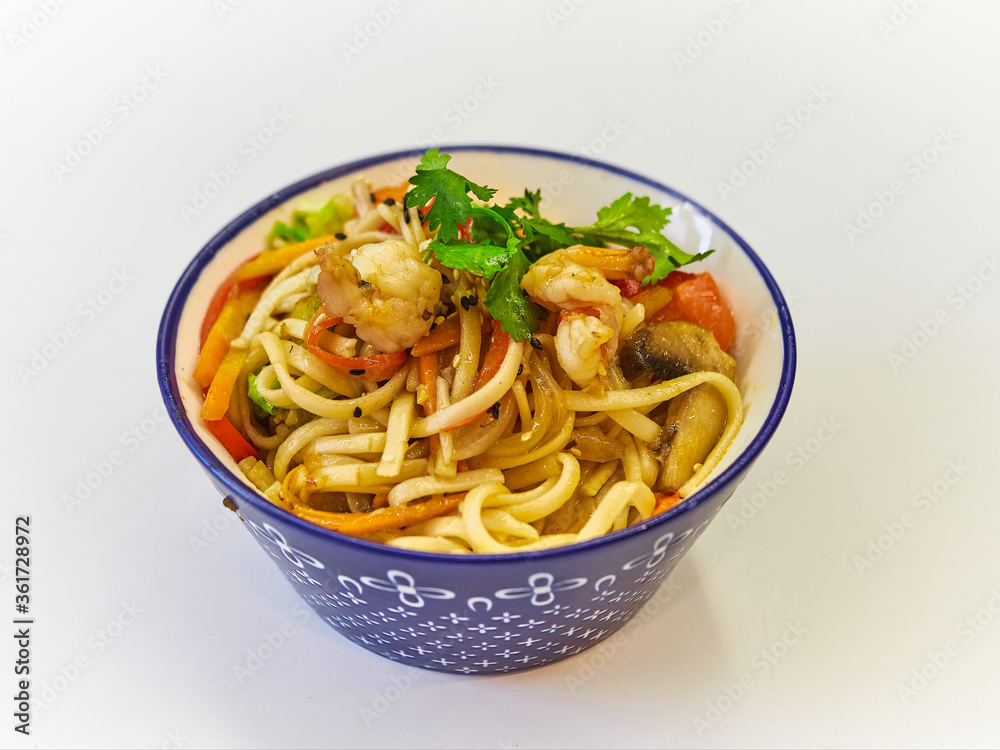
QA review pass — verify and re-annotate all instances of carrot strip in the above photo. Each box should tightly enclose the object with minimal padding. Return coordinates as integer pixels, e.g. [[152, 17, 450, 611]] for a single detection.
[[194, 286, 262, 388], [231, 235, 335, 282], [445, 325, 512, 431], [474, 320, 510, 391], [417, 353, 439, 417], [205, 416, 258, 463], [410, 315, 461, 357], [201, 347, 248, 421], [417, 353, 441, 456], [372, 183, 410, 206], [290, 493, 465, 535], [652, 492, 682, 516]]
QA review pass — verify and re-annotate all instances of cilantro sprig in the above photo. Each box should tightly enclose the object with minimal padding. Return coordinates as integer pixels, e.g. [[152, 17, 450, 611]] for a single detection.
[[404, 149, 712, 341]]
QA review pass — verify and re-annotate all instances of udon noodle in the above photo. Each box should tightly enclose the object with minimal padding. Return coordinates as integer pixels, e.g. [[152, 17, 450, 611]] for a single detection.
[[195, 172, 744, 554]]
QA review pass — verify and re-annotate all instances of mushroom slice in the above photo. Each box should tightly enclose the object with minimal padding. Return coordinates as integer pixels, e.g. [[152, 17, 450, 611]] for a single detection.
[[617, 321, 736, 493], [619, 320, 735, 382]]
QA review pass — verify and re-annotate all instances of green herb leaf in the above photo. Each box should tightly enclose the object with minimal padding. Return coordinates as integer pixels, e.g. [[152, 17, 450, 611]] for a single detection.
[[431, 240, 508, 279], [405, 150, 713, 339], [405, 149, 495, 244], [570, 193, 712, 285], [483, 244, 540, 341]]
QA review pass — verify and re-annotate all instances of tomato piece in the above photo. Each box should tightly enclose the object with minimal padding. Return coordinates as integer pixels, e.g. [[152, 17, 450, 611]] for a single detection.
[[651, 271, 735, 351]]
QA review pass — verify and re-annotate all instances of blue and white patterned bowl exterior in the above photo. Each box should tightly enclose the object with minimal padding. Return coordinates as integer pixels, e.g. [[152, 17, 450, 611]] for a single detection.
[[158, 146, 796, 675]]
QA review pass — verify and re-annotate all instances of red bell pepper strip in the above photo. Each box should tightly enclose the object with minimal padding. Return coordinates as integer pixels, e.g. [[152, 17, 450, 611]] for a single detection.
[[304, 312, 409, 382], [205, 416, 258, 463]]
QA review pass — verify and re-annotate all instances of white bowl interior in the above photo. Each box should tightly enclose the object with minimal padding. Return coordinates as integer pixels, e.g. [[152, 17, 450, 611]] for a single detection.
[[174, 150, 786, 499]]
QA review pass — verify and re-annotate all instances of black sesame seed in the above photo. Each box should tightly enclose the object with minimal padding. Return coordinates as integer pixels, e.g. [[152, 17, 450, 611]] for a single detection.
[[353, 407, 362, 418], [359, 279, 371, 288], [349, 369, 365, 376], [460, 296, 470, 311], [335, 232, 347, 241], [530, 337, 543, 350], [403, 210, 411, 223], [383, 197, 396, 206], [487, 402, 500, 419], [417, 209, 425, 222], [517, 364, 524, 376], [467, 295, 478, 307]]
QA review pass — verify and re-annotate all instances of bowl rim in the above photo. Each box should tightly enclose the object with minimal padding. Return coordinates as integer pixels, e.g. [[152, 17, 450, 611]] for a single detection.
[[156, 144, 796, 564]]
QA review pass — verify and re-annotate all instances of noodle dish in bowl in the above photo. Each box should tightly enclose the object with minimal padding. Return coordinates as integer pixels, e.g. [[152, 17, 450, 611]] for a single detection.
[[158, 146, 795, 674]]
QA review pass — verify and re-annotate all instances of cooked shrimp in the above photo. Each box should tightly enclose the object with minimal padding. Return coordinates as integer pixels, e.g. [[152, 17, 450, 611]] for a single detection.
[[521, 248, 639, 388], [555, 312, 616, 386], [316, 238, 442, 353]]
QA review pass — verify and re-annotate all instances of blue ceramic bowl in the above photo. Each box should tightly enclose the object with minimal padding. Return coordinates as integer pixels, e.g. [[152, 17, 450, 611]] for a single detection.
[[157, 146, 795, 674]]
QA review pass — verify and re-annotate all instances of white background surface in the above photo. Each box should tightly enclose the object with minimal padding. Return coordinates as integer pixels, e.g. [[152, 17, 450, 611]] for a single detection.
[[2, 1, 999, 747]]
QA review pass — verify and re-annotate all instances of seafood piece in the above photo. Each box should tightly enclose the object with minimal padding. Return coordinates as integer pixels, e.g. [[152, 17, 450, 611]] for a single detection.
[[521, 248, 642, 388], [555, 312, 616, 387], [316, 238, 442, 353]]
